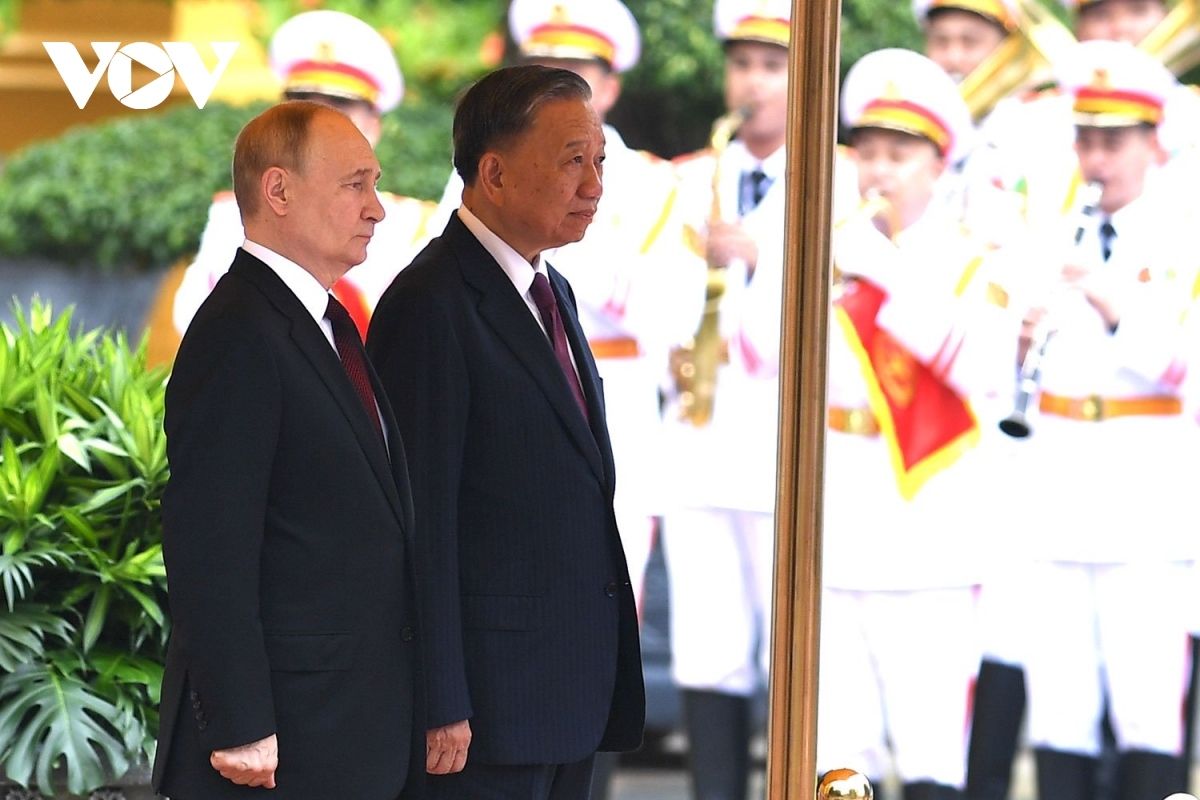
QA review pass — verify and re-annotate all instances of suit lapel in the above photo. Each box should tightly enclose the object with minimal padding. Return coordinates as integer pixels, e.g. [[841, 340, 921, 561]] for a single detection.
[[232, 253, 408, 528], [446, 218, 604, 480], [549, 266, 615, 487]]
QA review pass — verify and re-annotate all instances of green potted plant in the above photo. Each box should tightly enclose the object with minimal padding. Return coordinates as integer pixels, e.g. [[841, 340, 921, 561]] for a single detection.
[[0, 299, 169, 798]]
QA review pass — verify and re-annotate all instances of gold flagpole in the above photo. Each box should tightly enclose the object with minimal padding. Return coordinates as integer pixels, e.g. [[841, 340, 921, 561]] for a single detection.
[[766, 1, 841, 798]]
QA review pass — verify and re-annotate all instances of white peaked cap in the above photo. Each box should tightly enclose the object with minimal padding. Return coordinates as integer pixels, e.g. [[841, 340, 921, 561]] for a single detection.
[[1056, 39, 1176, 127], [912, 0, 1020, 31], [509, 0, 641, 73], [841, 47, 975, 164], [714, 0, 792, 47], [270, 10, 404, 113]]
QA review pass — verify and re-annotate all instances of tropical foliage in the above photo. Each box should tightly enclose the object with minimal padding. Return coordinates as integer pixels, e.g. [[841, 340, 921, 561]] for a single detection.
[[0, 299, 169, 796], [0, 98, 452, 270]]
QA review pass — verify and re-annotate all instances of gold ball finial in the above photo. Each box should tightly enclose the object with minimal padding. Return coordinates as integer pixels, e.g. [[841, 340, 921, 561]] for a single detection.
[[817, 768, 874, 800]]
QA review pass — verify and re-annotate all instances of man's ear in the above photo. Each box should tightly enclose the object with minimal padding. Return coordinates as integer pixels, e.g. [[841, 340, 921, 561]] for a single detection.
[[262, 167, 290, 216], [1148, 129, 1168, 167], [477, 152, 506, 205]]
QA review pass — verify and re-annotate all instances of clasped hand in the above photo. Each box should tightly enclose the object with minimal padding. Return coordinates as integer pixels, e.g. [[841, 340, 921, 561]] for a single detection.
[[211, 733, 278, 788], [427, 719, 471, 775]]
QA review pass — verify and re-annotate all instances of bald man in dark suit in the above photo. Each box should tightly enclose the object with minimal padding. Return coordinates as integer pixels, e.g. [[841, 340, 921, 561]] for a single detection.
[[154, 101, 423, 800]]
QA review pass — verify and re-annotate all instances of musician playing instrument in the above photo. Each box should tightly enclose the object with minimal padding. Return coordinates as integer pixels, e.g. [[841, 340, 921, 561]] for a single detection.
[[658, 1, 789, 797], [993, 40, 1200, 800], [819, 48, 1019, 800]]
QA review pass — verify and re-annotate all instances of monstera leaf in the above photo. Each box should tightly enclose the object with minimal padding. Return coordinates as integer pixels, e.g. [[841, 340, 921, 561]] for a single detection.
[[0, 662, 137, 795]]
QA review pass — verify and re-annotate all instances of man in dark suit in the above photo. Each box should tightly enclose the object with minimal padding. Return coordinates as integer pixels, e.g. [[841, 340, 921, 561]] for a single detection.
[[366, 65, 645, 800], [153, 101, 423, 800]]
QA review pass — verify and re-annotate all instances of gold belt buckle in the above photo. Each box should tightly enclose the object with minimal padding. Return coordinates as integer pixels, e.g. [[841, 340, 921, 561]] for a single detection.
[[846, 408, 870, 435], [1080, 395, 1104, 421]]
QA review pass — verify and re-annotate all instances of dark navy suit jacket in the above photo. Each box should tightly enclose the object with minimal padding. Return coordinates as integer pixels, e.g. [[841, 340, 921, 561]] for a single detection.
[[155, 251, 425, 799], [367, 214, 645, 765]]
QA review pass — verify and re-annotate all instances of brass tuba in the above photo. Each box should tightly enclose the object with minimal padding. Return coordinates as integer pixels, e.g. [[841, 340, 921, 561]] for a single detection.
[[673, 105, 751, 427], [957, 0, 1077, 122], [1138, 0, 1200, 77]]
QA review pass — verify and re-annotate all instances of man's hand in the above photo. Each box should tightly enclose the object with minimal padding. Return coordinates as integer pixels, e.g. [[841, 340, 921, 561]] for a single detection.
[[210, 733, 278, 788], [426, 719, 471, 775], [706, 220, 759, 274], [1061, 263, 1121, 330]]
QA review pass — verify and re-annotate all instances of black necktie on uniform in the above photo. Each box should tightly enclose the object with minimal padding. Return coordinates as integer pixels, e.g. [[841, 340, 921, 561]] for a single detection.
[[324, 295, 384, 441], [1099, 220, 1116, 262], [739, 168, 772, 216]]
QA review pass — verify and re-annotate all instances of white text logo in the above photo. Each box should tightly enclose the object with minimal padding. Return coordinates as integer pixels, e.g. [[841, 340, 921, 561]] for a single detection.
[[43, 42, 239, 109]]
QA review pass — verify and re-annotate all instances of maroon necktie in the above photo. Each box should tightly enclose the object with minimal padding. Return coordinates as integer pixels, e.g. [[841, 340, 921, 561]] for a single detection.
[[529, 272, 589, 420], [325, 295, 384, 441]]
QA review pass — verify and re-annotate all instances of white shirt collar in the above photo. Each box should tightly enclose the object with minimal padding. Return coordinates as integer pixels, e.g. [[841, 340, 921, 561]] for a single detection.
[[456, 205, 547, 298], [242, 239, 334, 333], [728, 139, 786, 180]]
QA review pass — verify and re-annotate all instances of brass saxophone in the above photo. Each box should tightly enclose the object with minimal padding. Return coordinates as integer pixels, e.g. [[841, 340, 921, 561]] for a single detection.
[[673, 105, 751, 427]]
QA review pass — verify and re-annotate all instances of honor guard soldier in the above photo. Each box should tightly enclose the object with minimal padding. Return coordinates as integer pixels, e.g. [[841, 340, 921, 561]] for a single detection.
[[821, 48, 1017, 800], [980, 0, 1200, 226], [915, 0, 1018, 83], [172, 10, 437, 339], [834, 0, 1027, 251], [658, 1, 790, 797], [431, 0, 701, 616], [993, 40, 1200, 800]]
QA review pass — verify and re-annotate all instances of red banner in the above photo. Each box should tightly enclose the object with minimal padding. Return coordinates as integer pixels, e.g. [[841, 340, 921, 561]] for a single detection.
[[833, 277, 979, 500]]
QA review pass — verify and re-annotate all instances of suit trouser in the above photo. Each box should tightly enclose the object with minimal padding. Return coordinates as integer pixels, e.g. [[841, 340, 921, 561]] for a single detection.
[[428, 755, 596, 800], [817, 587, 977, 788], [662, 508, 774, 695], [1023, 560, 1192, 756]]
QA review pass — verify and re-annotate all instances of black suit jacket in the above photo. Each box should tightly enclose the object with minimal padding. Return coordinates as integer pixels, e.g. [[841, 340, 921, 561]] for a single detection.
[[366, 214, 645, 765], [154, 250, 424, 799]]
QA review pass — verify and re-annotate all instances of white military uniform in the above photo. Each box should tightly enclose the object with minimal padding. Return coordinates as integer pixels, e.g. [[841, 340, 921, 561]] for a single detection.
[[428, 0, 698, 607], [818, 49, 1020, 790], [171, 10, 436, 337], [660, 135, 785, 696], [993, 41, 1200, 763]]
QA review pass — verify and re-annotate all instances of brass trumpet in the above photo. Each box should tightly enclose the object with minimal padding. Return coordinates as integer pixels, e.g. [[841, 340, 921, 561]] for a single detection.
[[1139, 0, 1200, 77], [957, 0, 1077, 122], [999, 179, 1103, 438], [674, 104, 751, 427]]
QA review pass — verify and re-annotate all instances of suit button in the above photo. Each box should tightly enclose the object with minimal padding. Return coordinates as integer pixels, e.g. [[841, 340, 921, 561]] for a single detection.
[[604, 583, 618, 597], [400, 626, 415, 642]]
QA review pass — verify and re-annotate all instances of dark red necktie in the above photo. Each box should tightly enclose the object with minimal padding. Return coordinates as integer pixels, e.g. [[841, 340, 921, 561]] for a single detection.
[[529, 273, 588, 420], [325, 295, 384, 441]]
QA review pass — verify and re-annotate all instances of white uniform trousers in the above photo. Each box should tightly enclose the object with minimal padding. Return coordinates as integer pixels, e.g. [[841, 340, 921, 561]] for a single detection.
[[662, 508, 774, 696], [974, 567, 1036, 668], [1023, 560, 1192, 757], [817, 587, 977, 787]]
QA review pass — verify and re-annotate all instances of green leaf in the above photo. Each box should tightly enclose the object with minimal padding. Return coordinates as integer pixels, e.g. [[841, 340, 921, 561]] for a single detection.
[[57, 432, 91, 472], [0, 605, 74, 672], [0, 663, 135, 796], [81, 584, 110, 654], [77, 482, 137, 515]]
